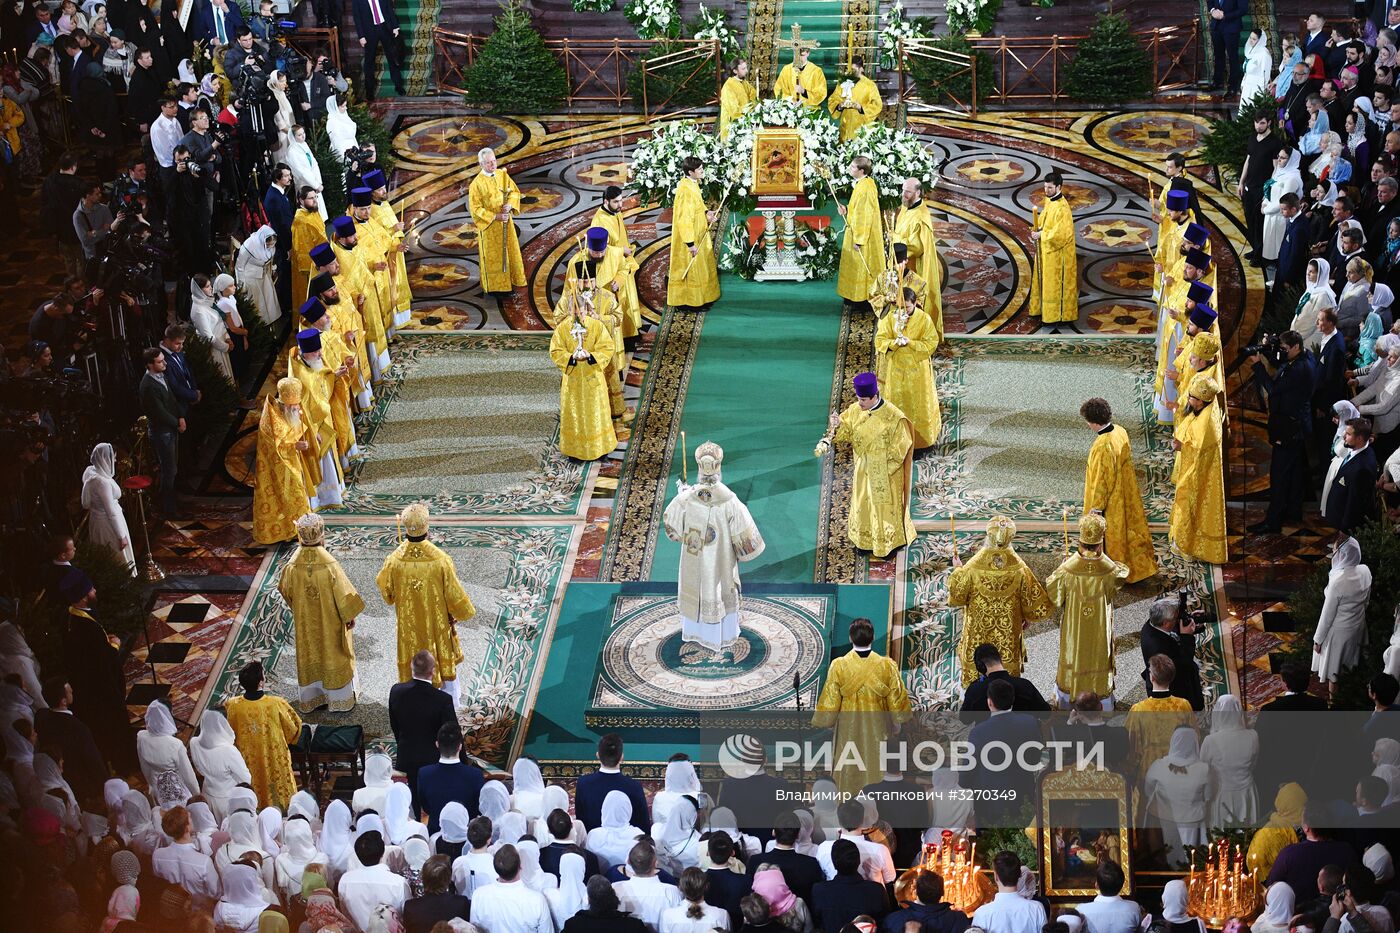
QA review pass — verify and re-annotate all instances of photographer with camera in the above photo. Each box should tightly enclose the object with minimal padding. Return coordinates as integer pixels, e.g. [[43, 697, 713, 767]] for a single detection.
[[294, 54, 346, 123], [1249, 330, 1319, 534], [168, 144, 217, 285], [1139, 595, 1207, 710], [224, 27, 270, 89]]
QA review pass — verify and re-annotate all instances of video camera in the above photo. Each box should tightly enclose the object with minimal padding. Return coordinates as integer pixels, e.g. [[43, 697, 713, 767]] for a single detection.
[[345, 144, 375, 170], [1175, 589, 1215, 631], [1243, 332, 1285, 365]]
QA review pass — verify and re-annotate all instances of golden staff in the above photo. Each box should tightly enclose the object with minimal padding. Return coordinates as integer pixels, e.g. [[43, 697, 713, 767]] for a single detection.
[[681, 176, 735, 281], [681, 431, 688, 484]]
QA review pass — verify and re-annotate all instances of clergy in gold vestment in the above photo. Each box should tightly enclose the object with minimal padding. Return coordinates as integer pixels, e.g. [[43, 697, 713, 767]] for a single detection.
[[365, 168, 413, 332], [291, 190, 327, 311], [252, 377, 313, 545], [224, 660, 303, 809], [1046, 513, 1129, 703], [549, 301, 619, 461], [828, 57, 882, 141], [947, 516, 1055, 687], [895, 179, 943, 345], [837, 158, 883, 305], [590, 185, 642, 355], [773, 43, 827, 109], [1030, 171, 1078, 324], [293, 301, 358, 466], [329, 218, 391, 382], [1167, 320, 1222, 423], [469, 147, 526, 294], [1170, 377, 1227, 565], [309, 269, 372, 411], [1125, 654, 1194, 780], [817, 371, 916, 559], [377, 504, 476, 701], [554, 227, 634, 434], [1155, 268, 1215, 425], [667, 158, 721, 309], [349, 188, 397, 340], [717, 59, 757, 137], [289, 328, 346, 509], [812, 617, 911, 796], [278, 513, 362, 713], [1080, 397, 1157, 584], [1154, 187, 1191, 301], [874, 287, 941, 449]]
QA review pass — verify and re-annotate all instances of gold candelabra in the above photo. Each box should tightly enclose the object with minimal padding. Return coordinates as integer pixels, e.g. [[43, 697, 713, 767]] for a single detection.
[[1187, 839, 1260, 927], [896, 833, 990, 914]]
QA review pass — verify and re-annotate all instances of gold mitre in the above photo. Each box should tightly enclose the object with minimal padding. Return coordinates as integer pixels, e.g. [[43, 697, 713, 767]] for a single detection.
[[1192, 332, 1221, 359], [400, 502, 431, 537], [696, 441, 723, 476], [1078, 512, 1107, 547], [1189, 376, 1221, 404], [276, 377, 302, 405], [986, 515, 1016, 547], [295, 512, 325, 546]]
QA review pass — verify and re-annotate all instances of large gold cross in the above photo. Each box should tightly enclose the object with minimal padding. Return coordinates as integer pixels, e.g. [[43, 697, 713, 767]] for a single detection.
[[774, 23, 820, 58]]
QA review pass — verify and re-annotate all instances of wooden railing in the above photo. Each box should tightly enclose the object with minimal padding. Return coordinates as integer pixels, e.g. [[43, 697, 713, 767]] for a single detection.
[[284, 26, 343, 76], [896, 20, 1199, 114], [432, 28, 721, 113]]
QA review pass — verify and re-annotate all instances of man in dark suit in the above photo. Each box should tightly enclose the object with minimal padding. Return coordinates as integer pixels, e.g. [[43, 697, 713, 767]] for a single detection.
[[959, 642, 1050, 718], [810, 840, 889, 933], [34, 678, 107, 803], [883, 871, 973, 933], [1138, 596, 1205, 710], [1312, 308, 1349, 429], [1205, 0, 1246, 92], [1364, 674, 1400, 745], [26, 3, 59, 46], [194, 0, 247, 47], [261, 165, 295, 311], [1275, 194, 1312, 292], [387, 649, 457, 816], [966, 679, 1043, 827], [1301, 12, 1329, 62], [414, 723, 484, 835], [138, 346, 184, 515], [716, 747, 795, 847], [575, 733, 650, 833], [1321, 417, 1380, 532], [351, 0, 405, 98], [538, 809, 601, 880], [159, 323, 200, 414], [746, 811, 823, 904], [1365, 178, 1400, 260], [1249, 332, 1318, 533]]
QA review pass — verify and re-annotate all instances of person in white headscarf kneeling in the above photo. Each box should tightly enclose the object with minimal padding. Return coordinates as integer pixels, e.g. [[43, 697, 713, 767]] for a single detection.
[[81, 441, 134, 570], [1144, 727, 1210, 867], [136, 699, 199, 810]]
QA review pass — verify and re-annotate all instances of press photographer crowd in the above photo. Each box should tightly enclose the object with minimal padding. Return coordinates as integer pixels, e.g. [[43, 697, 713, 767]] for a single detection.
[[0, 0, 402, 589]]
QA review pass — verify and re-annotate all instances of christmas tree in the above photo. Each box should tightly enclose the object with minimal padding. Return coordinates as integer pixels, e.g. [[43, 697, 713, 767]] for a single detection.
[[1064, 13, 1152, 104], [464, 0, 569, 114]]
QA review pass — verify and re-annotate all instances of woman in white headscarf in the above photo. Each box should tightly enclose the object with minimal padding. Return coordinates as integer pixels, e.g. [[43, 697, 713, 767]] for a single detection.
[[1200, 694, 1259, 828], [137, 701, 198, 810], [652, 758, 703, 832], [104, 777, 129, 823], [1158, 878, 1207, 933], [326, 93, 359, 163], [235, 225, 282, 325], [286, 123, 328, 221], [4, 719, 38, 807], [1261, 147, 1302, 263], [288, 790, 321, 832], [585, 790, 643, 871], [177, 59, 196, 85], [496, 811, 528, 847], [189, 710, 252, 821], [189, 273, 233, 380], [0, 623, 45, 711], [1238, 29, 1273, 114], [266, 70, 294, 165], [353, 753, 394, 817], [1293, 258, 1337, 348], [810, 777, 840, 842], [518, 839, 557, 893], [217, 810, 274, 887], [274, 816, 324, 905], [189, 801, 218, 854], [227, 785, 260, 817], [707, 806, 760, 859], [346, 813, 391, 872], [1144, 727, 1210, 866], [320, 799, 354, 880], [541, 784, 586, 845], [384, 781, 427, 845], [214, 863, 273, 933], [512, 756, 547, 820], [1312, 535, 1372, 693], [656, 796, 701, 876], [1376, 284, 1397, 333], [1366, 843, 1396, 885], [478, 780, 510, 825], [546, 851, 587, 929], [923, 760, 974, 842], [258, 806, 284, 856], [434, 801, 471, 859], [34, 752, 81, 834], [1252, 882, 1296, 933], [119, 787, 164, 857], [81, 442, 134, 569]]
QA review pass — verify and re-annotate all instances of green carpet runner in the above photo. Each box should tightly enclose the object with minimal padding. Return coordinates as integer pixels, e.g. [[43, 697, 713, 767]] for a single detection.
[[647, 275, 845, 584]]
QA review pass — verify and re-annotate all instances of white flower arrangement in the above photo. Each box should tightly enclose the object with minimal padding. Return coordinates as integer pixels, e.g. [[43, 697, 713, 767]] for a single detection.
[[878, 1, 930, 69], [691, 3, 740, 58], [944, 0, 993, 35], [626, 120, 722, 207], [624, 0, 679, 39], [835, 121, 942, 208], [571, 0, 614, 12], [723, 98, 843, 200], [794, 224, 842, 280]]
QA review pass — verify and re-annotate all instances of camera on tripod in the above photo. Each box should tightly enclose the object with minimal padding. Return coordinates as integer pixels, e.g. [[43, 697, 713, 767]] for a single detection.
[[1243, 332, 1284, 364]]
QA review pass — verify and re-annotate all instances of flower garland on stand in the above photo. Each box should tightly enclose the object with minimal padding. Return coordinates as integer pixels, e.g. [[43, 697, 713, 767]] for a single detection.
[[945, 0, 1000, 35], [794, 224, 842, 280], [718, 223, 766, 280], [877, 1, 932, 69], [571, 0, 614, 11], [691, 3, 740, 57], [624, 0, 680, 38], [627, 120, 724, 208], [833, 121, 942, 209]]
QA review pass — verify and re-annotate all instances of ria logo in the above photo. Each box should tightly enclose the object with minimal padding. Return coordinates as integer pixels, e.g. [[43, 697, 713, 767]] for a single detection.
[[717, 733, 765, 779]]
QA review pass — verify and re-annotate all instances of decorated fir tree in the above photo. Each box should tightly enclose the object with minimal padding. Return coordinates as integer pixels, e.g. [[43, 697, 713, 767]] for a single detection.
[[1064, 13, 1152, 104], [464, 0, 569, 114]]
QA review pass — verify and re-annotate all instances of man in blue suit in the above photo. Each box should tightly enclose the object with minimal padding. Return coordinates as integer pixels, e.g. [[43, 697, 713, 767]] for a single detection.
[[1312, 307, 1349, 457], [1274, 193, 1311, 292], [1249, 331, 1318, 533], [965, 679, 1043, 829], [262, 164, 295, 313], [574, 733, 649, 833], [415, 723, 485, 835], [159, 323, 200, 414], [1301, 12, 1329, 63], [195, 0, 247, 47], [1321, 417, 1380, 532], [1206, 0, 1247, 93]]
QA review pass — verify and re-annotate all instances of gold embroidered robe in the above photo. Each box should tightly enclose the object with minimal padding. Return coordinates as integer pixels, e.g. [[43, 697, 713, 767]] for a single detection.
[[832, 398, 916, 558], [549, 314, 618, 461], [895, 200, 943, 345], [278, 543, 363, 712], [948, 545, 1055, 687], [667, 176, 721, 308], [1170, 406, 1227, 565], [812, 649, 911, 795], [1046, 550, 1129, 697], [376, 538, 475, 686], [717, 76, 757, 137], [1030, 195, 1078, 323], [1084, 425, 1157, 584], [251, 398, 312, 544], [874, 306, 941, 448], [291, 208, 327, 311], [224, 694, 302, 809], [837, 176, 883, 303], [469, 169, 526, 293], [590, 206, 642, 338], [828, 75, 882, 141], [774, 60, 828, 109]]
